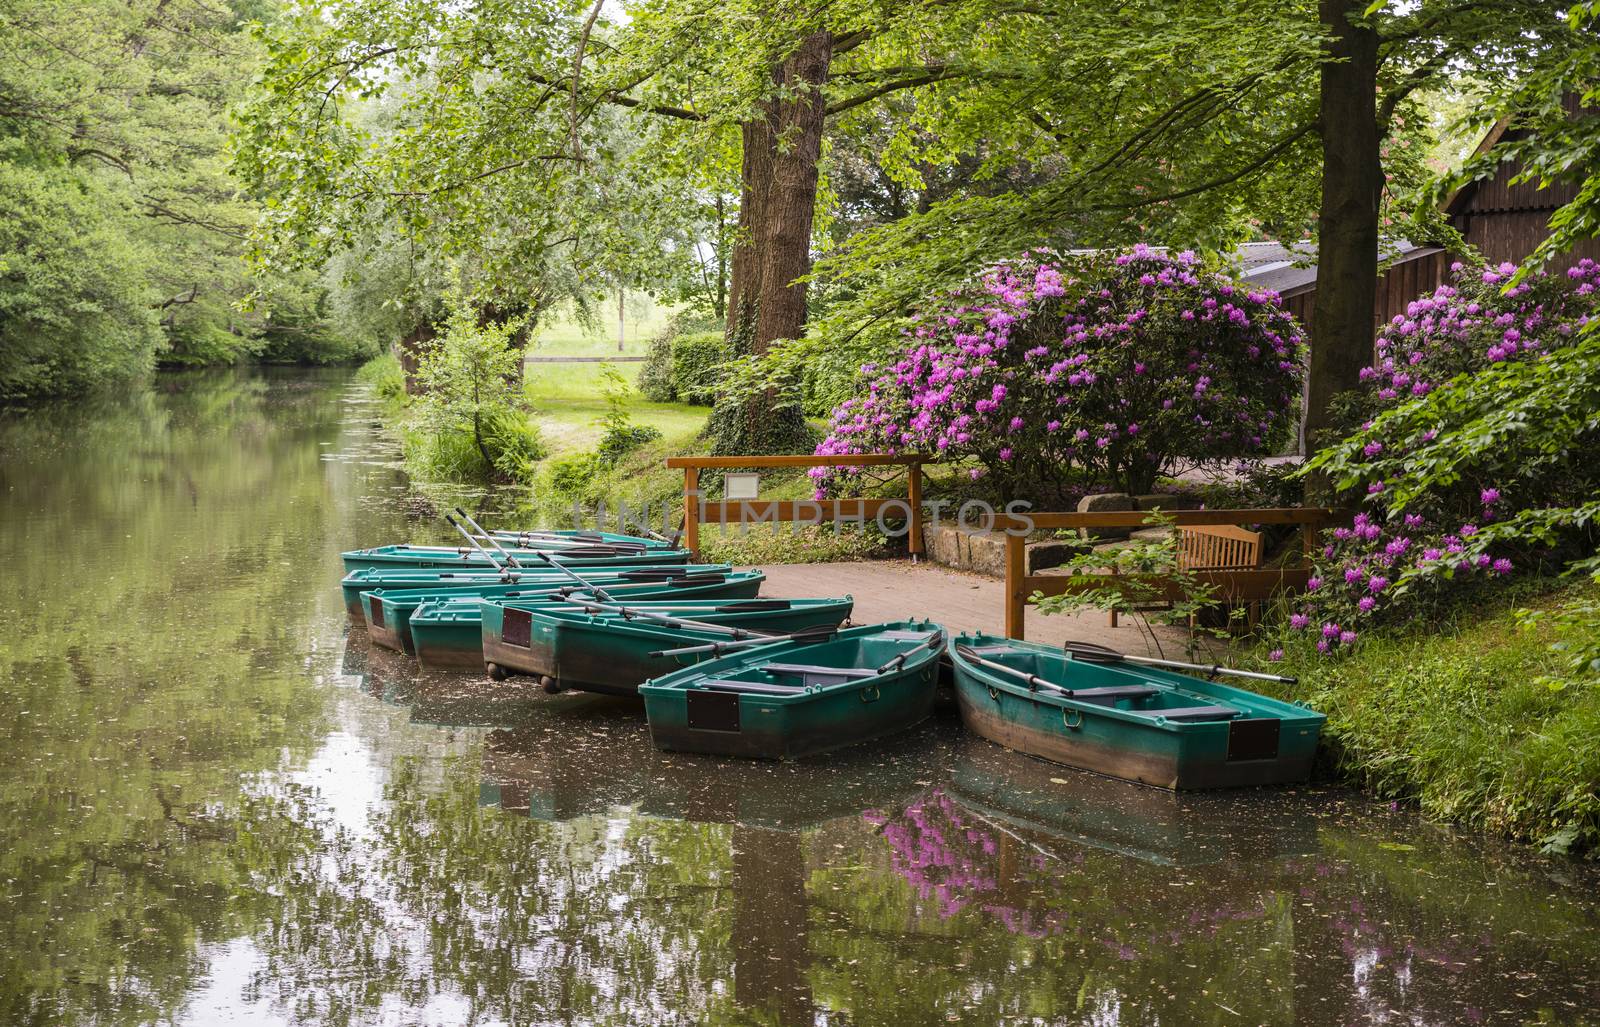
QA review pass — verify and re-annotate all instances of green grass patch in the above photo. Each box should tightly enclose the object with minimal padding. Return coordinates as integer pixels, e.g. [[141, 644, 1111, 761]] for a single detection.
[[699, 523, 895, 565], [523, 361, 709, 456], [1257, 580, 1600, 856]]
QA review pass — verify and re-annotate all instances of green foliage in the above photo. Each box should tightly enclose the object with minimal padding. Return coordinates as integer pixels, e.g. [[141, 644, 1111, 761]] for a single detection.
[[638, 309, 722, 402], [539, 452, 604, 499], [407, 307, 546, 482], [705, 351, 816, 457], [1031, 512, 1234, 660], [1264, 581, 1600, 856], [699, 523, 893, 565], [596, 363, 662, 463], [356, 353, 407, 404], [0, 0, 348, 398], [669, 332, 732, 406], [0, 154, 161, 397]]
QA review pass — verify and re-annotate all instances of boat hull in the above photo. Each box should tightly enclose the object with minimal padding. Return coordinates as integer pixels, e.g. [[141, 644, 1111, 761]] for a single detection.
[[948, 633, 1323, 790], [480, 598, 854, 695], [405, 573, 767, 666], [640, 622, 943, 760]]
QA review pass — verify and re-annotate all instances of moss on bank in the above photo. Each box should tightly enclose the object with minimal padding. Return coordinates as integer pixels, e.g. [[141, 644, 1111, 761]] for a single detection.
[[1256, 580, 1600, 857]]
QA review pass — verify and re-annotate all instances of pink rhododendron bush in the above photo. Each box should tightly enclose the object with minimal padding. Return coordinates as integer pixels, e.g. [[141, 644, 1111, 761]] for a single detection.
[[1291, 258, 1600, 654], [811, 247, 1306, 500]]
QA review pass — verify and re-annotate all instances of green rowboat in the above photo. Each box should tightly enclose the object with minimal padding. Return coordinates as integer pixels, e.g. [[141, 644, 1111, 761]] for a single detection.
[[476, 596, 855, 693], [340, 543, 690, 574], [947, 633, 1325, 790], [394, 570, 767, 664], [341, 563, 725, 619], [639, 621, 945, 760]]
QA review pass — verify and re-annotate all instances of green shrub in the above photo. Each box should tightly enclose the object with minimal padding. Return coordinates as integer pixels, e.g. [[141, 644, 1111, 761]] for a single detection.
[[408, 304, 545, 482], [356, 353, 407, 404], [699, 523, 894, 565], [541, 452, 603, 498], [637, 309, 722, 402], [638, 331, 677, 401], [670, 332, 731, 406], [595, 362, 663, 463]]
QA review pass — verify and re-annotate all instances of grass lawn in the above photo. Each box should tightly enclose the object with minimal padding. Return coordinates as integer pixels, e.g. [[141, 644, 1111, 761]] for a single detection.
[[524, 358, 708, 455], [531, 295, 677, 358]]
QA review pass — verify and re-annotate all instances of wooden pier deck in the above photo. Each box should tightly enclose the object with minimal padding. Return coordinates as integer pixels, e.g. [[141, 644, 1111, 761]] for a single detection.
[[752, 560, 1186, 650]]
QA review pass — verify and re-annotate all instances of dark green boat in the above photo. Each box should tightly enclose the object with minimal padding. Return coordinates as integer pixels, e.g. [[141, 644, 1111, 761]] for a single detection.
[[639, 621, 945, 760], [947, 633, 1325, 790], [341, 542, 689, 574], [398, 571, 768, 665], [341, 563, 725, 619], [477, 596, 855, 693]]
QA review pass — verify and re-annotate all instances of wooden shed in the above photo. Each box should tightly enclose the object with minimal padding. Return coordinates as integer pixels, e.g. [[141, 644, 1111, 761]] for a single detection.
[[1443, 94, 1600, 272], [1232, 239, 1453, 337]]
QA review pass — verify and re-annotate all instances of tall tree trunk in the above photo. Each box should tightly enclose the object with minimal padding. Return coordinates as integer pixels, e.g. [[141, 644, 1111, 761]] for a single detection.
[[725, 30, 832, 354], [725, 96, 778, 350], [753, 30, 832, 349], [395, 320, 436, 396], [712, 31, 832, 456], [1305, 0, 1381, 460]]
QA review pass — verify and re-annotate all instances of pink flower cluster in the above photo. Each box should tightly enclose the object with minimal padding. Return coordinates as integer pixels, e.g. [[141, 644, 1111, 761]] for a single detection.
[[1362, 259, 1598, 407], [813, 247, 1305, 498], [1290, 259, 1599, 653]]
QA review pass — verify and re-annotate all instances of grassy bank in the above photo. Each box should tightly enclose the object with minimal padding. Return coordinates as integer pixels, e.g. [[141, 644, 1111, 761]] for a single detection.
[[1257, 581, 1600, 856]]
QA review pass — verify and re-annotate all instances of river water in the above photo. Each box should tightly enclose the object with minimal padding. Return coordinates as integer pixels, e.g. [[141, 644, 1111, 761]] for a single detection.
[[1, 369, 1597, 1026]]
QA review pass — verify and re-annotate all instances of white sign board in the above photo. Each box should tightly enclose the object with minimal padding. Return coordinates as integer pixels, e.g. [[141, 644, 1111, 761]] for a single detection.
[[723, 472, 760, 501]]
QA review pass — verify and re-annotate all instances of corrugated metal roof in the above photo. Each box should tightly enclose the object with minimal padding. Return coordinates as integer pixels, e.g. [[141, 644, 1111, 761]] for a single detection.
[[1233, 239, 1443, 297]]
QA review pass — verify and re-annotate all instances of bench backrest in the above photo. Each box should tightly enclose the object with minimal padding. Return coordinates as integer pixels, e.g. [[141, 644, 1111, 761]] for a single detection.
[[1178, 524, 1263, 571]]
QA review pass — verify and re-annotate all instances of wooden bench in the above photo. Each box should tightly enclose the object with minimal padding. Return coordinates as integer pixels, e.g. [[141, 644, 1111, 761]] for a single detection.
[[1108, 524, 1264, 628]]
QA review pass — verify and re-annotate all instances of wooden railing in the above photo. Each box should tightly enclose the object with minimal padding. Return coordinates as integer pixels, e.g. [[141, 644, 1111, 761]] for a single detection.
[[665, 453, 926, 557], [998, 507, 1340, 640]]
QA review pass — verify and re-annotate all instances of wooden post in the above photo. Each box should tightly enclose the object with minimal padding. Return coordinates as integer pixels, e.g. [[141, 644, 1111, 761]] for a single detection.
[[1004, 532, 1027, 640], [1302, 510, 1321, 566], [683, 466, 700, 557], [907, 461, 923, 559]]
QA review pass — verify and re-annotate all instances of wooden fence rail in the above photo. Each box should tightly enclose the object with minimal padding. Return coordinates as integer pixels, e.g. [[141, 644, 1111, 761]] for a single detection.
[[665, 453, 925, 557], [998, 507, 1341, 640]]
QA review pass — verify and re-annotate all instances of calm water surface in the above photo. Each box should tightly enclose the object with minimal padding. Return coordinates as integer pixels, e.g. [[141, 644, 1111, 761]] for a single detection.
[[2, 369, 1598, 1026]]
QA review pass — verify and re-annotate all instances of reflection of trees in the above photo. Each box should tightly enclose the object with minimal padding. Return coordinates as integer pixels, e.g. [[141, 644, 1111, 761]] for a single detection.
[[0, 371, 405, 1025]]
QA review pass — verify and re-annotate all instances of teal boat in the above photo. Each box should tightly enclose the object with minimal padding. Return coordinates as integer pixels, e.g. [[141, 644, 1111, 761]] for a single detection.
[[341, 563, 723, 619], [947, 633, 1324, 790], [361, 569, 743, 654], [477, 596, 855, 692], [639, 621, 944, 760], [487, 529, 671, 549], [341, 543, 689, 574], [392, 570, 767, 662]]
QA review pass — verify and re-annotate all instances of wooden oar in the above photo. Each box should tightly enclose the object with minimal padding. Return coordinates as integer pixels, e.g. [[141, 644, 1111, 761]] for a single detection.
[[452, 508, 638, 603], [445, 515, 520, 579], [647, 624, 839, 658], [955, 644, 1069, 695], [451, 508, 525, 569], [874, 629, 946, 674], [557, 596, 793, 641], [1061, 640, 1298, 685]]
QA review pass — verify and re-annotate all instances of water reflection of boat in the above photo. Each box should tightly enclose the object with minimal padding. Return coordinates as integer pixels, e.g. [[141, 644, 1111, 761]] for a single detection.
[[481, 705, 959, 828], [945, 735, 1321, 867], [342, 630, 547, 726]]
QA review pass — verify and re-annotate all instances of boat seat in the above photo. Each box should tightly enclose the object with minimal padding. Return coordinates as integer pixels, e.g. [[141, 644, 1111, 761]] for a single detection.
[[1132, 704, 1239, 722], [761, 663, 877, 687], [696, 679, 806, 696], [877, 630, 940, 641], [1071, 685, 1161, 703]]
